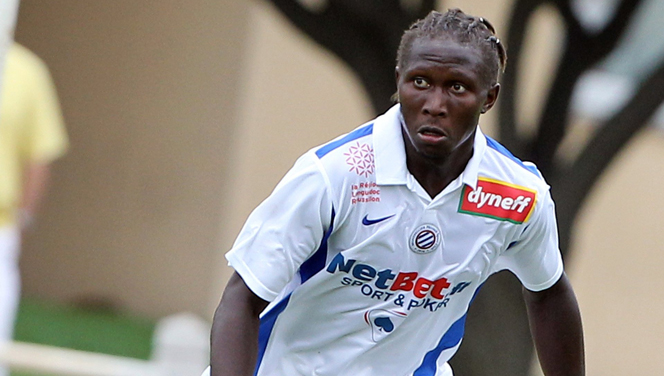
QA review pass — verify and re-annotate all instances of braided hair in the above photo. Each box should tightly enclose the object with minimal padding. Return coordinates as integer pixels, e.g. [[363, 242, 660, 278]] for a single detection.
[[396, 9, 507, 87]]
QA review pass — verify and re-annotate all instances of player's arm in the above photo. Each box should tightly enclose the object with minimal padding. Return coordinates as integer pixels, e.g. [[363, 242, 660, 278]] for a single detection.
[[210, 272, 269, 376], [523, 272, 585, 376]]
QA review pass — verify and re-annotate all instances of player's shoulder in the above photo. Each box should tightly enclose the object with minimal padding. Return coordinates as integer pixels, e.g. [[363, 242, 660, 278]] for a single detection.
[[466, 136, 552, 226], [313, 121, 374, 158], [480, 135, 549, 193], [306, 119, 376, 178]]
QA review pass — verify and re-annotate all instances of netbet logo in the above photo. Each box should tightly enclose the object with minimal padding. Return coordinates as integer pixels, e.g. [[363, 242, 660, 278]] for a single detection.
[[326, 253, 471, 312]]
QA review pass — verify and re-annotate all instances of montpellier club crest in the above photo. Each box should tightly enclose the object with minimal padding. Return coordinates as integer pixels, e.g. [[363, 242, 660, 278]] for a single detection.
[[409, 224, 442, 254]]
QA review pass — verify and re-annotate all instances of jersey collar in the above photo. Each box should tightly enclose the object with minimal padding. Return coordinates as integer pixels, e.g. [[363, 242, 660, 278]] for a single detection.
[[373, 104, 486, 190]]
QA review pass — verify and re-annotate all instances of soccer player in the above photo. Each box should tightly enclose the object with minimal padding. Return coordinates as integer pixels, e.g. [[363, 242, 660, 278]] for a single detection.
[[206, 8, 584, 376]]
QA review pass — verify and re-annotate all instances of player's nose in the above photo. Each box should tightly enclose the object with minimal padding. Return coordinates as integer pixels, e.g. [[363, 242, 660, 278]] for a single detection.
[[422, 88, 447, 117]]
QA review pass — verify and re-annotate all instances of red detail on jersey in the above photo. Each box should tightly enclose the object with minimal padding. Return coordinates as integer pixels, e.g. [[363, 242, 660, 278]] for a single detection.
[[350, 181, 381, 205], [459, 178, 537, 224], [344, 142, 375, 177], [389, 272, 418, 292], [430, 278, 451, 299]]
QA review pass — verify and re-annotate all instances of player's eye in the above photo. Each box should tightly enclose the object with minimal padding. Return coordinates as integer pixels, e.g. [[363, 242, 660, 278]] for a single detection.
[[413, 78, 430, 89], [451, 83, 467, 93]]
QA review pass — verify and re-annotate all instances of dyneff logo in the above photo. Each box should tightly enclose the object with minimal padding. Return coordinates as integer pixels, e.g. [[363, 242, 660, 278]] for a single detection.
[[458, 177, 537, 224]]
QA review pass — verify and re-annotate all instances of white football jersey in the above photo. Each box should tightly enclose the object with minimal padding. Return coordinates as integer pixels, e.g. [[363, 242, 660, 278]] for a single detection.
[[226, 104, 563, 376]]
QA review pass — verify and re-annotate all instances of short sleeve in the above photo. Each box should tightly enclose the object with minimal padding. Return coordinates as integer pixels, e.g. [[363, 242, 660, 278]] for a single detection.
[[225, 153, 333, 302], [493, 189, 564, 291], [17, 44, 69, 163]]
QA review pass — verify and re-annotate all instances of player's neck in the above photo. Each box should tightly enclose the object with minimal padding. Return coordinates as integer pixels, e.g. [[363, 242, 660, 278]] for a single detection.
[[405, 141, 473, 199]]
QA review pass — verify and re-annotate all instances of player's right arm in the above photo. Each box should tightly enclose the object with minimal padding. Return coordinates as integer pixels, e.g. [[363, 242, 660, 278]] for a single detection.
[[210, 272, 269, 376], [210, 152, 333, 375]]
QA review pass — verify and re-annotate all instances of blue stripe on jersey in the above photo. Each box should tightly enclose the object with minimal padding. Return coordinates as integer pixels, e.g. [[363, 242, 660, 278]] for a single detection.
[[254, 294, 292, 376], [413, 284, 484, 375], [254, 209, 336, 374], [485, 136, 540, 176], [315, 123, 374, 159], [299, 208, 336, 283]]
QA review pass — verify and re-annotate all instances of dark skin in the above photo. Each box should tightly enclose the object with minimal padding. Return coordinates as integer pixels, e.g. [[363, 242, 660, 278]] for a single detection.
[[396, 37, 499, 198], [209, 36, 584, 376], [210, 272, 268, 376], [524, 273, 585, 375]]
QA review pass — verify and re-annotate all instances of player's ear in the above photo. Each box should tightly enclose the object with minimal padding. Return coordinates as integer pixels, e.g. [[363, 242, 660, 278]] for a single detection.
[[481, 83, 500, 114], [392, 67, 401, 103]]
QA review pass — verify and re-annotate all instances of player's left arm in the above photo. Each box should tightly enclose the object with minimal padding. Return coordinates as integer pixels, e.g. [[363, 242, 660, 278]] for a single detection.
[[523, 272, 585, 376]]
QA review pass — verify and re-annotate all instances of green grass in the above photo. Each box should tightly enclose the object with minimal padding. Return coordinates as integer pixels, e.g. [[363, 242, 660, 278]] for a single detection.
[[10, 366, 52, 376], [9, 298, 156, 376]]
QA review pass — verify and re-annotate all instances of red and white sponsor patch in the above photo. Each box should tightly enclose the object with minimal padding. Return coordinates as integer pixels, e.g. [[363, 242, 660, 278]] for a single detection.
[[458, 177, 537, 224]]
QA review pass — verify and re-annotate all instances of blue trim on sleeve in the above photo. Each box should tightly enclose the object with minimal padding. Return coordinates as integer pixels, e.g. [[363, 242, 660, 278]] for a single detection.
[[299, 208, 336, 283], [413, 284, 484, 375], [485, 136, 540, 176], [254, 294, 292, 376], [315, 123, 373, 159]]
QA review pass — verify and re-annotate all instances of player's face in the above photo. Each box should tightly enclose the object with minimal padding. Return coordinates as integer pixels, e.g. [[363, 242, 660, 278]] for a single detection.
[[396, 37, 499, 161]]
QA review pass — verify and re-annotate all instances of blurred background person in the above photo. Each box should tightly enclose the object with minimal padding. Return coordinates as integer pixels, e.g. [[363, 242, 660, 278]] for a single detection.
[[0, 41, 68, 376]]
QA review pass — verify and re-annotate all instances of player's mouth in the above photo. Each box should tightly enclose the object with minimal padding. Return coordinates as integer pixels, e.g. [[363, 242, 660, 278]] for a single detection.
[[418, 126, 447, 143]]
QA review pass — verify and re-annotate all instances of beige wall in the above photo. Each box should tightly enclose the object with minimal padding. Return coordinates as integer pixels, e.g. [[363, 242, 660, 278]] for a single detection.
[[567, 129, 664, 375], [15, 0, 251, 318], [12, 0, 664, 374]]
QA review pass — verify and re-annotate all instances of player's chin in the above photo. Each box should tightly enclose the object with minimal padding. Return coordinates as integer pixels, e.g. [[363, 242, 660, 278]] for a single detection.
[[417, 145, 453, 160], [419, 132, 452, 147]]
